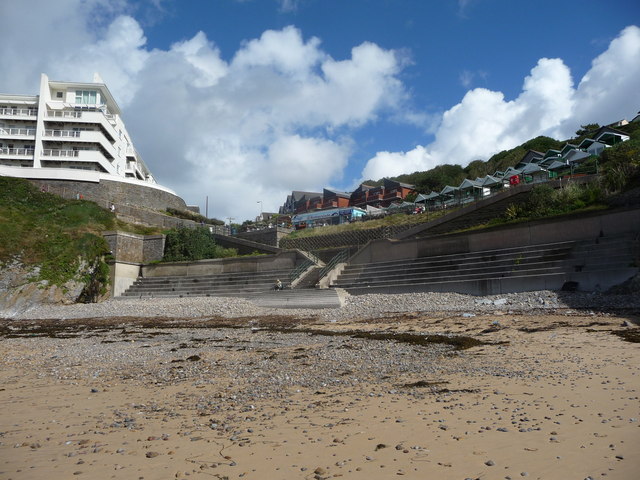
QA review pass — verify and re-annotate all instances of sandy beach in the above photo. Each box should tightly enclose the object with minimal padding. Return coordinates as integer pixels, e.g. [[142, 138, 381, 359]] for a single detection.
[[1, 292, 639, 480]]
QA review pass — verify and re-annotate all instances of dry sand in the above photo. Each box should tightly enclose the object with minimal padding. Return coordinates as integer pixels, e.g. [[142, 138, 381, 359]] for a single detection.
[[1, 306, 639, 480]]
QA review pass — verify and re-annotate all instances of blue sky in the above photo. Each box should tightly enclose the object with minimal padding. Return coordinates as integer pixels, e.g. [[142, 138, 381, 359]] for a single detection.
[[1, 0, 639, 221]]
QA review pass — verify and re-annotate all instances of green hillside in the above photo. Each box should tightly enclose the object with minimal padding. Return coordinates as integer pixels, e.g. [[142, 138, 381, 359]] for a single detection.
[[0, 177, 157, 294], [365, 122, 640, 194]]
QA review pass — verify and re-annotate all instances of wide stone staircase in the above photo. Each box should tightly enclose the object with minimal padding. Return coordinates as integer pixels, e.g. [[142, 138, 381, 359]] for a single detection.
[[331, 233, 639, 295], [119, 267, 345, 308], [562, 233, 639, 291], [331, 241, 578, 295], [120, 269, 294, 298]]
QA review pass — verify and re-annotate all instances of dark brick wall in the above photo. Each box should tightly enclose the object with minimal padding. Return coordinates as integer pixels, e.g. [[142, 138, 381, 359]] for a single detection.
[[143, 235, 165, 262], [103, 232, 165, 263]]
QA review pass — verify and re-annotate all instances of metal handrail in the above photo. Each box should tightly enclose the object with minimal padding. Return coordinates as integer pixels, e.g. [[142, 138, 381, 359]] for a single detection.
[[42, 149, 80, 157], [317, 248, 349, 281], [46, 110, 82, 118], [0, 108, 37, 116], [43, 129, 81, 138], [0, 127, 36, 136], [0, 147, 33, 155], [288, 259, 314, 285]]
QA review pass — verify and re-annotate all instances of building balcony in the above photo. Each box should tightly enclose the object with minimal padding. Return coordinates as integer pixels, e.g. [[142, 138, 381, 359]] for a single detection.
[[382, 191, 401, 200], [41, 148, 116, 175], [46, 110, 82, 119], [42, 148, 107, 162], [43, 129, 117, 160], [43, 129, 80, 138], [46, 109, 119, 142], [0, 107, 37, 118], [0, 127, 37, 138], [125, 161, 146, 180], [0, 147, 34, 157]]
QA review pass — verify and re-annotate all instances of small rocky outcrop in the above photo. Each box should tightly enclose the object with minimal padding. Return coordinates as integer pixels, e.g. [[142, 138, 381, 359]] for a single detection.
[[607, 273, 640, 294], [0, 258, 108, 317]]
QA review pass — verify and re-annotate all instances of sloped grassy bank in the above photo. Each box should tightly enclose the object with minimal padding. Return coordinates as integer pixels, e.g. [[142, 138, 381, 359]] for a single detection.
[[0, 177, 117, 308]]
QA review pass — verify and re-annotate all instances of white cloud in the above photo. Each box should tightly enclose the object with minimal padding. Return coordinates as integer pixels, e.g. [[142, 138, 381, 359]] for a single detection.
[[362, 26, 640, 185], [232, 26, 323, 77], [555, 25, 640, 137], [171, 32, 228, 88], [459, 70, 474, 88], [363, 57, 574, 181], [278, 0, 302, 12], [264, 135, 350, 189], [362, 146, 435, 180]]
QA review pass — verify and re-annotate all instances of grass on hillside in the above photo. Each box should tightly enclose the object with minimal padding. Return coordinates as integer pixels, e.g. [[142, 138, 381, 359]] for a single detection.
[[284, 180, 617, 241], [285, 208, 452, 239], [0, 177, 147, 287]]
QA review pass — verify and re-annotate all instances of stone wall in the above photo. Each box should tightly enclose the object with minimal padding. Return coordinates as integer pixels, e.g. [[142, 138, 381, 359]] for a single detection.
[[349, 208, 640, 265], [30, 178, 187, 212], [103, 231, 165, 264], [235, 227, 293, 247], [141, 251, 302, 278]]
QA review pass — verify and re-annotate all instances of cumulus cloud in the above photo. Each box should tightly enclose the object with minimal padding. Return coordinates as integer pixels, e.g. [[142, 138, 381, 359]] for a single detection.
[[363, 57, 574, 181], [362, 26, 640, 184], [555, 25, 640, 137]]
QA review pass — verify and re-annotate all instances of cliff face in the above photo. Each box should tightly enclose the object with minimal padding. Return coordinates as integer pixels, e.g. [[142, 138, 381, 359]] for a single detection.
[[0, 259, 108, 318]]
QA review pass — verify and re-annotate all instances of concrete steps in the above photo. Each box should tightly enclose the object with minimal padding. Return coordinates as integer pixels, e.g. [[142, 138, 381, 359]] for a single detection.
[[337, 244, 574, 279], [332, 241, 576, 294], [563, 234, 639, 291], [250, 289, 344, 309], [333, 234, 639, 295], [120, 267, 343, 309], [121, 269, 293, 298]]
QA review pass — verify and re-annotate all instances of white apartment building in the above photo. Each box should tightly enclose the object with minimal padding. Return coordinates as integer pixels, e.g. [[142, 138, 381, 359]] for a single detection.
[[0, 73, 163, 189]]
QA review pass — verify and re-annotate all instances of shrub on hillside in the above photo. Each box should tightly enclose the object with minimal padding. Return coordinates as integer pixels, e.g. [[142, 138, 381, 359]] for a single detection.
[[504, 183, 604, 222], [600, 135, 640, 193], [165, 207, 224, 225], [163, 226, 237, 262]]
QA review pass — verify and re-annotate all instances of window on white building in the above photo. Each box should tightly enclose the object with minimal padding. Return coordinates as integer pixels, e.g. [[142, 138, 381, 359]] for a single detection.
[[75, 90, 97, 104]]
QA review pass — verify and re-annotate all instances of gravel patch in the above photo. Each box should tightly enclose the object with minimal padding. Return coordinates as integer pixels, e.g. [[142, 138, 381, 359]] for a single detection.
[[2, 289, 639, 322]]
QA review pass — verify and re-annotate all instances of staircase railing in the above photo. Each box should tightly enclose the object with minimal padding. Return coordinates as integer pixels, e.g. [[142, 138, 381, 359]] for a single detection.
[[317, 248, 349, 282], [288, 259, 314, 285]]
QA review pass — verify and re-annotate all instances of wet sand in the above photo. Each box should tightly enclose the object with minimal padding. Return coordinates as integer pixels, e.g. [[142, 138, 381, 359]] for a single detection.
[[1, 310, 639, 479]]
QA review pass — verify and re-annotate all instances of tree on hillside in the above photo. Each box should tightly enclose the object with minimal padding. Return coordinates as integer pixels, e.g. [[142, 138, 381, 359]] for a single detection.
[[396, 164, 466, 193], [163, 226, 237, 262], [575, 124, 601, 137], [464, 159, 489, 179], [599, 134, 640, 192]]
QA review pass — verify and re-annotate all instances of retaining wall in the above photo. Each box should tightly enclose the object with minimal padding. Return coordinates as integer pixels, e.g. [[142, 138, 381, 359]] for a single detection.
[[350, 208, 640, 265], [31, 178, 187, 212], [141, 251, 301, 278], [235, 227, 293, 247], [103, 231, 165, 264]]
